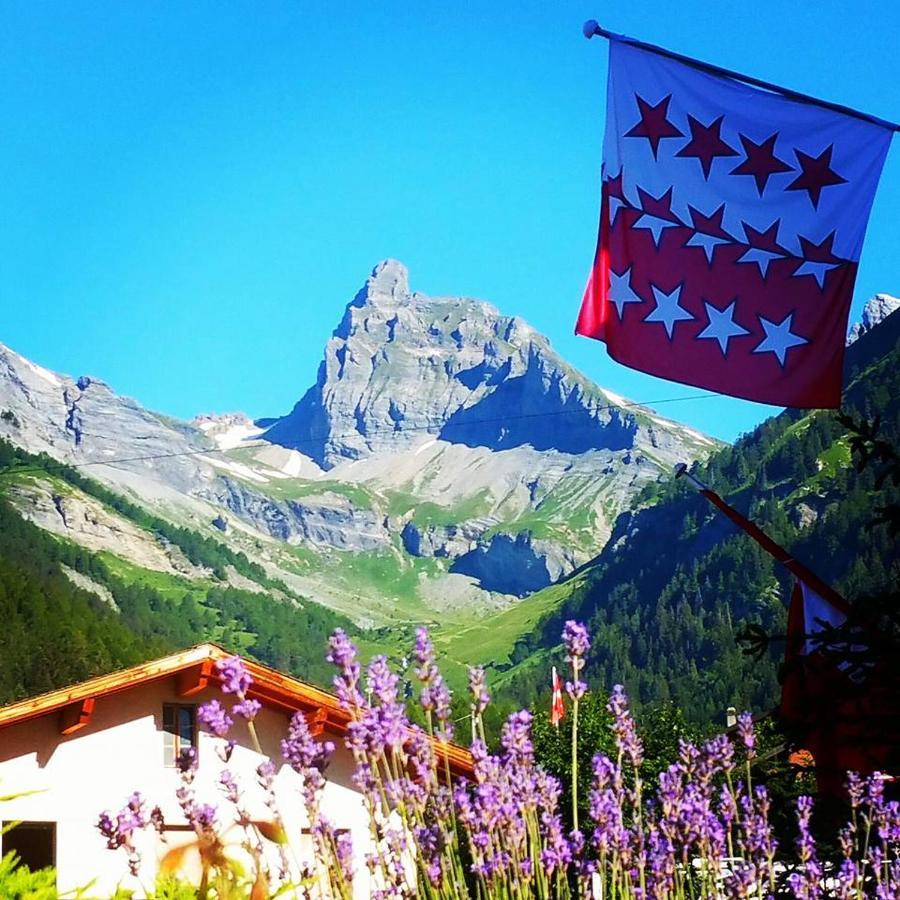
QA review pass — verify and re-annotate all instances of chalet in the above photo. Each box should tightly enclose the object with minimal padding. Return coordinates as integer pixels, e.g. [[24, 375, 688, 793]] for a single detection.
[[0, 644, 473, 897]]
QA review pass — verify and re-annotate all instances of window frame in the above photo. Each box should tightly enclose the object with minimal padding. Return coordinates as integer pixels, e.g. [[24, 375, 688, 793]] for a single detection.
[[0, 820, 57, 874], [162, 702, 198, 767]]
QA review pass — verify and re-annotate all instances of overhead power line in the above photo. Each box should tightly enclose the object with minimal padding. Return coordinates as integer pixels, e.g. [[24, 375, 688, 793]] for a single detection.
[[0, 391, 717, 480]]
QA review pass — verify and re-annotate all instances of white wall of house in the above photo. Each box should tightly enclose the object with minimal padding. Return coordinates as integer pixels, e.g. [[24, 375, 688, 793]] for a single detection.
[[0, 678, 372, 898]]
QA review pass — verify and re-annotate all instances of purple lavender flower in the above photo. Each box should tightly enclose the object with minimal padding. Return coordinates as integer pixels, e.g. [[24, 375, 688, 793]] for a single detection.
[[282, 710, 333, 808], [216, 655, 252, 696], [192, 803, 217, 829], [847, 771, 864, 808], [413, 626, 437, 679], [216, 739, 235, 764], [500, 710, 534, 767], [432, 676, 454, 742], [233, 697, 262, 721], [149, 805, 165, 834], [335, 829, 354, 883], [788, 795, 822, 900], [413, 627, 454, 738], [218, 768, 239, 804], [366, 655, 408, 750], [607, 685, 644, 768], [198, 698, 233, 737], [257, 758, 276, 788], [96, 792, 156, 876], [736, 710, 756, 758], [327, 629, 363, 708], [176, 746, 198, 776], [540, 812, 573, 872], [563, 620, 591, 659], [468, 666, 490, 716], [563, 621, 590, 701]]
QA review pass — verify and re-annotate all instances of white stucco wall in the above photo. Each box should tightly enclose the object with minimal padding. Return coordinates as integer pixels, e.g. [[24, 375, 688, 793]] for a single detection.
[[0, 679, 371, 898]]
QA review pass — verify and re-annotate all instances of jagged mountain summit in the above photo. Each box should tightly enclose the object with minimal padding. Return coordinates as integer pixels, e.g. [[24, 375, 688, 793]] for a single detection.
[[847, 293, 900, 344], [0, 261, 718, 624], [264, 260, 709, 468]]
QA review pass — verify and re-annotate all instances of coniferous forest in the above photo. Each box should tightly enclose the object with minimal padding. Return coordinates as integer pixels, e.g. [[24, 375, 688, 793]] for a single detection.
[[498, 311, 900, 722], [0, 314, 898, 724]]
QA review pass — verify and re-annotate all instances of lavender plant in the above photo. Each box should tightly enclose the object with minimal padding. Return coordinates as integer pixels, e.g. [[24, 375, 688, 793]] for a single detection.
[[96, 626, 900, 898]]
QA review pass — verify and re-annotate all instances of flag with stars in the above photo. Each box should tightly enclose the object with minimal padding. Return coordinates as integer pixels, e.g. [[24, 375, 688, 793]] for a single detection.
[[576, 38, 893, 407]]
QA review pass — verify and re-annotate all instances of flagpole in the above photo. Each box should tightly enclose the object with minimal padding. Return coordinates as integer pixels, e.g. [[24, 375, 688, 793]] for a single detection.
[[673, 463, 849, 612], [582, 20, 900, 134]]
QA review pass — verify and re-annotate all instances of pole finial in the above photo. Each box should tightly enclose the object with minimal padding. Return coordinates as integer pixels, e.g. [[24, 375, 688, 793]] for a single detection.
[[582, 19, 601, 39]]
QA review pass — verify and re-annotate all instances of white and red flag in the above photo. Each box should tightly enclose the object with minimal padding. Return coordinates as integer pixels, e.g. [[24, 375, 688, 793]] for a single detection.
[[550, 665, 565, 728], [577, 37, 893, 407]]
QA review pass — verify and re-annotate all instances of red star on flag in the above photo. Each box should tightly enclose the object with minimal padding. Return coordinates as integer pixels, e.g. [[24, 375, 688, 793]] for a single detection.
[[730, 133, 793, 195], [675, 115, 738, 178], [786, 145, 847, 208], [625, 95, 684, 159]]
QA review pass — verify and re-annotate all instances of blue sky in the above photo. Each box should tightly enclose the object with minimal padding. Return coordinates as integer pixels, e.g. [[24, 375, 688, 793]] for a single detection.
[[1, 1, 897, 443]]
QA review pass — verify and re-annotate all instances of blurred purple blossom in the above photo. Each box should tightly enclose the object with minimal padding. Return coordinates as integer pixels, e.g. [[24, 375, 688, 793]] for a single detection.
[[198, 698, 233, 737], [233, 697, 262, 721], [216, 655, 251, 696]]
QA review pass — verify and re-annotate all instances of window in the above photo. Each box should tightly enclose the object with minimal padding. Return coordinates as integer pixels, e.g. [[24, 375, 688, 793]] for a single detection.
[[1, 821, 56, 873], [163, 703, 196, 767]]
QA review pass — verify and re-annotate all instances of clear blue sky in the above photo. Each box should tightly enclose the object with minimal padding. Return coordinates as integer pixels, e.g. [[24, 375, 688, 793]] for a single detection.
[[2, 1, 897, 443]]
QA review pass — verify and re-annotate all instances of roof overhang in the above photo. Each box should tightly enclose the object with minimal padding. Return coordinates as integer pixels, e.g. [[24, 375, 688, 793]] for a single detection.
[[0, 643, 474, 777]]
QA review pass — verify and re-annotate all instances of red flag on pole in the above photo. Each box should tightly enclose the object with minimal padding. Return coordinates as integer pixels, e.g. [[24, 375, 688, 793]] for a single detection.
[[782, 579, 897, 794], [577, 33, 894, 407], [551, 666, 565, 728], [674, 465, 898, 792]]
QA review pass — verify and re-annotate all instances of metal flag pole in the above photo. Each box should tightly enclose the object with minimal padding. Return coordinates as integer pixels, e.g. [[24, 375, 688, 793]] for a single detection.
[[673, 463, 849, 611], [583, 20, 900, 134]]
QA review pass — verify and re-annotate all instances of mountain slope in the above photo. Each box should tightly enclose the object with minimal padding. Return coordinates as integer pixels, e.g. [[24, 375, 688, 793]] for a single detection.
[[484, 300, 900, 721], [0, 261, 717, 626], [0, 439, 356, 704]]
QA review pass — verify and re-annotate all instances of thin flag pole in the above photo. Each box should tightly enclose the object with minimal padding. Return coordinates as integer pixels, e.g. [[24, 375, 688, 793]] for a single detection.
[[673, 463, 849, 612], [583, 20, 900, 134]]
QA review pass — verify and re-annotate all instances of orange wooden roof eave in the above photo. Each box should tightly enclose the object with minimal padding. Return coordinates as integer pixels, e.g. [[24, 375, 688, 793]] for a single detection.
[[0, 643, 474, 777]]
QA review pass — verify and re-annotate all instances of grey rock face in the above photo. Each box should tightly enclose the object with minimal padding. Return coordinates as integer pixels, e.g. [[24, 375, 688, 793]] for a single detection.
[[263, 260, 698, 468], [0, 342, 208, 495], [449, 532, 580, 597], [401, 520, 483, 558], [847, 294, 900, 345], [0, 261, 723, 622], [214, 477, 390, 552]]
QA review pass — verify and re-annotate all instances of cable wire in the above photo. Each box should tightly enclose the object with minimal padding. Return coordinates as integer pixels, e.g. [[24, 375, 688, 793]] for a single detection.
[[0, 391, 717, 479]]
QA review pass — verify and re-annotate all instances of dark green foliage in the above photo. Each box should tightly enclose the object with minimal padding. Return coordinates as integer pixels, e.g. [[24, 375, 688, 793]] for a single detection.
[[0, 441, 287, 591], [506, 321, 900, 725], [0, 448, 353, 704], [533, 692, 700, 827]]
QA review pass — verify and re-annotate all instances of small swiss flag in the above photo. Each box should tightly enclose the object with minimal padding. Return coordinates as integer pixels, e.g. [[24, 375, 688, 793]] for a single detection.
[[577, 38, 893, 408], [551, 666, 565, 728]]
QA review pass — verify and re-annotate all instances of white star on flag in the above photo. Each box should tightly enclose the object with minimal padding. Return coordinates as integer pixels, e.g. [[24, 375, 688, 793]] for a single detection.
[[736, 247, 783, 277], [696, 300, 750, 355], [643, 283, 694, 339], [632, 213, 679, 247], [686, 232, 730, 264], [608, 267, 644, 319], [753, 313, 809, 366], [792, 260, 840, 288]]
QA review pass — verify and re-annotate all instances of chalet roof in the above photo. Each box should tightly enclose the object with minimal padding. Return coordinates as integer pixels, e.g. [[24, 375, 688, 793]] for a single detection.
[[0, 643, 474, 776]]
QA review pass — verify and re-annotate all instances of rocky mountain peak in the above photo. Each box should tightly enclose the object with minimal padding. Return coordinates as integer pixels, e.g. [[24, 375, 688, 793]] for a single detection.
[[263, 262, 712, 469], [366, 258, 410, 303], [847, 293, 900, 345]]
